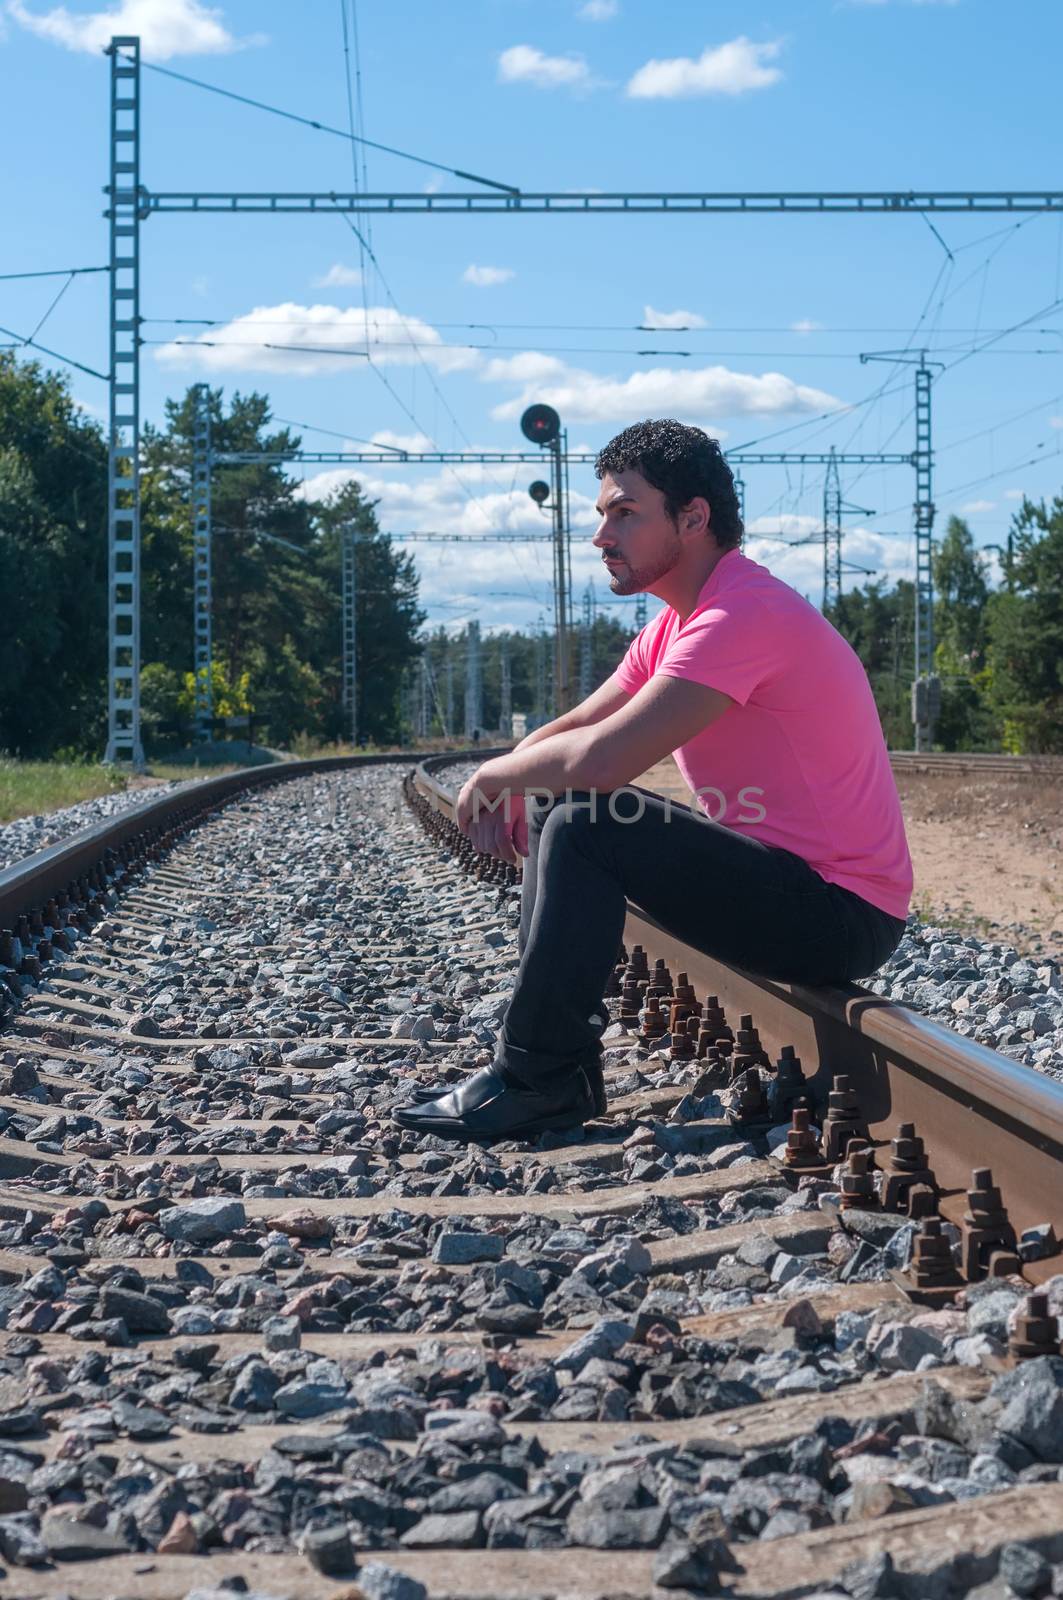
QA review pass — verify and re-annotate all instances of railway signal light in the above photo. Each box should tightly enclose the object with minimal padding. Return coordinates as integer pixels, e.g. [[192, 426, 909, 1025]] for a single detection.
[[528, 480, 550, 506], [520, 403, 561, 446]]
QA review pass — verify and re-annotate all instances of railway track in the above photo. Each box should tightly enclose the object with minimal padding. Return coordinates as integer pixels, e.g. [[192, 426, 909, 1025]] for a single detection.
[[888, 751, 1062, 779], [0, 751, 1060, 1599]]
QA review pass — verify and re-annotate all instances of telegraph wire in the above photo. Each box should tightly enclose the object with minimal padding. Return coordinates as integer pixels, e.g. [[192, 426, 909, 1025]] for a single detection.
[[125, 52, 518, 195]]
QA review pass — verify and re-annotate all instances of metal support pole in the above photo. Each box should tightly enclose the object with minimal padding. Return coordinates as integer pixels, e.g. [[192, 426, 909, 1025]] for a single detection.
[[444, 652, 454, 737], [823, 448, 842, 613], [634, 593, 648, 631], [549, 434, 572, 714], [191, 383, 213, 741], [579, 584, 594, 700], [499, 638, 512, 737], [464, 620, 482, 738], [914, 357, 936, 750], [533, 615, 546, 726], [103, 36, 143, 766], [417, 657, 430, 739], [341, 525, 357, 745], [734, 472, 746, 524]]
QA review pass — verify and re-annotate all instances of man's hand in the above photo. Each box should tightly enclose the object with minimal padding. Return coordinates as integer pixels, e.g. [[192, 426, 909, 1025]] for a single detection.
[[456, 777, 528, 865]]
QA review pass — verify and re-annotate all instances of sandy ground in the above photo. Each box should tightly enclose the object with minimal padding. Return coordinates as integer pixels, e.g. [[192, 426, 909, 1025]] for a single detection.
[[637, 758, 1063, 957]]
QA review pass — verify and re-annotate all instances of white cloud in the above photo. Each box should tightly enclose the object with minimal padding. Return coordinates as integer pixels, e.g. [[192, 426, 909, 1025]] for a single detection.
[[370, 431, 435, 454], [626, 36, 782, 100], [7, 0, 260, 59], [153, 302, 478, 377], [1004, 488, 1027, 500], [747, 514, 822, 539], [313, 264, 363, 289], [578, 0, 617, 17], [642, 305, 707, 330], [486, 355, 840, 426], [463, 264, 516, 288], [746, 524, 917, 606], [498, 43, 593, 91], [1049, 416, 1063, 430], [958, 500, 995, 514], [791, 318, 823, 334]]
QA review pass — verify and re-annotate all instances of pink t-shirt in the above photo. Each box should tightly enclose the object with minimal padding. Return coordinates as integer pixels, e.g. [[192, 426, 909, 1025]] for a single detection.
[[612, 548, 913, 918]]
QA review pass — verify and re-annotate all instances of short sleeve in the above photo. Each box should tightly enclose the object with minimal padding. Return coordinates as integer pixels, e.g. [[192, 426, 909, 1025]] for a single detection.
[[658, 598, 779, 706], [612, 620, 653, 695]]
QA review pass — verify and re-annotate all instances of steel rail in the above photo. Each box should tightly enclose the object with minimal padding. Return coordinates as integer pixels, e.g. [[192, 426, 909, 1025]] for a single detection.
[[414, 753, 1063, 1263], [0, 749, 504, 937], [889, 751, 1063, 777]]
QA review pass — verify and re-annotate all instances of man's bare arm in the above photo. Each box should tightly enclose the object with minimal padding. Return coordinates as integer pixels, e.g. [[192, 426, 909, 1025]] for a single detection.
[[457, 675, 734, 836]]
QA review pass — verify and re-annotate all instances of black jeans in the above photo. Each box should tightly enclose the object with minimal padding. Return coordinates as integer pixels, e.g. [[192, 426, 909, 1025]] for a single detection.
[[501, 789, 905, 1080]]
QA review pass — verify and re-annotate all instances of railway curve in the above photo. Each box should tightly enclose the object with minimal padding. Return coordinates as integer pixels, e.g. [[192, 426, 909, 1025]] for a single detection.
[[0, 751, 1056, 1599]]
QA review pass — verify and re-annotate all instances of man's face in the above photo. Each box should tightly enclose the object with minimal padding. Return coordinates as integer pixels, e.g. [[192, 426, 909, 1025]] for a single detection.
[[592, 469, 683, 596]]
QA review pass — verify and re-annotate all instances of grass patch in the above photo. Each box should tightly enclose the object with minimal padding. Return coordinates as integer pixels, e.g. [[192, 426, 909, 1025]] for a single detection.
[[0, 758, 125, 825]]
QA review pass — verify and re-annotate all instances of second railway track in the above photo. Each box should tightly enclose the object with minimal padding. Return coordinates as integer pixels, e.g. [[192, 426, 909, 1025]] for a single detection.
[[0, 752, 1060, 1599]]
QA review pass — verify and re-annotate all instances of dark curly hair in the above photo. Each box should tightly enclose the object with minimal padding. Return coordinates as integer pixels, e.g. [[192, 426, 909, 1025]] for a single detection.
[[595, 419, 744, 550]]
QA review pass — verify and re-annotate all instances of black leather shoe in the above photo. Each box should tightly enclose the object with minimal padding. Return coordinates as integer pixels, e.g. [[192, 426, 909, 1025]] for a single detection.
[[408, 1046, 607, 1117], [394, 1061, 595, 1142]]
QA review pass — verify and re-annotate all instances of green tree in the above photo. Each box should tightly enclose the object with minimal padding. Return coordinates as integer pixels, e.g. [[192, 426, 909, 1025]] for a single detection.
[[929, 517, 996, 749], [141, 389, 424, 749], [934, 515, 989, 664], [0, 354, 109, 756], [828, 579, 915, 747], [314, 480, 425, 745], [984, 494, 1063, 752]]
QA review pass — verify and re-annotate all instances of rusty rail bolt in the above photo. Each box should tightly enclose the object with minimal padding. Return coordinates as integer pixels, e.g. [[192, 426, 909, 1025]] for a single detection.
[[838, 1146, 879, 1211], [729, 1066, 771, 1126], [692, 1045, 729, 1092], [882, 1122, 939, 1218], [905, 1216, 964, 1297], [670, 1016, 697, 1062], [773, 1047, 808, 1119], [647, 958, 674, 999], [783, 1106, 823, 1170], [674, 971, 697, 1010], [961, 1167, 1021, 1282], [733, 1014, 770, 1068], [619, 978, 642, 1029], [700, 995, 732, 1043], [626, 945, 650, 982], [604, 961, 624, 1000], [1008, 1292, 1062, 1360], [822, 1074, 870, 1163], [639, 995, 667, 1046]]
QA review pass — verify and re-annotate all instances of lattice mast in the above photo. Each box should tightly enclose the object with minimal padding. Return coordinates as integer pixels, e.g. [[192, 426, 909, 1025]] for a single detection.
[[191, 383, 213, 742], [103, 38, 144, 766]]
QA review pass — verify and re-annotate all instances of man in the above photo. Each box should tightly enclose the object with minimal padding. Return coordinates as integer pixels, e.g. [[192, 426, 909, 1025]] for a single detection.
[[396, 419, 912, 1142]]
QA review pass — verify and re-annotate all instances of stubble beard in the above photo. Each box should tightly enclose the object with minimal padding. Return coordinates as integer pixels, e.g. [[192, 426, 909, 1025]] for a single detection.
[[605, 536, 683, 597]]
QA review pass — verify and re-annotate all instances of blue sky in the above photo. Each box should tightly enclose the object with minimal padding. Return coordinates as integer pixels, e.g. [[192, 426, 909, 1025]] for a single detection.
[[3, 0, 1063, 636]]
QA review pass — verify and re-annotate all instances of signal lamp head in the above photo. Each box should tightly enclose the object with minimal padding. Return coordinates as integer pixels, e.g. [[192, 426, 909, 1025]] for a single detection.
[[528, 480, 550, 506], [520, 403, 561, 445]]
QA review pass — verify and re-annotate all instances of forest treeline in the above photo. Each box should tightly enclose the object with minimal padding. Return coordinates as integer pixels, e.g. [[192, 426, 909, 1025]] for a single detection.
[[1, 351, 1061, 757]]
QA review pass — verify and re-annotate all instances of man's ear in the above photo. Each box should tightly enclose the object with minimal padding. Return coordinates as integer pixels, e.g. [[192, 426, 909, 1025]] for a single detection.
[[679, 496, 711, 539]]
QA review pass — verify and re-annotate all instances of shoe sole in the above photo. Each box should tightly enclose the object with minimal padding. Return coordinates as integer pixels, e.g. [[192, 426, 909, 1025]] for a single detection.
[[409, 1085, 608, 1116], [409, 1067, 607, 1117], [393, 1104, 593, 1142]]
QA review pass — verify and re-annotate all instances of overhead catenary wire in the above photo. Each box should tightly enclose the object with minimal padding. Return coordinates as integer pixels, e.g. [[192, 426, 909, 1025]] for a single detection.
[[122, 51, 518, 195], [0, 265, 108, 282], [0, 321, 109, 382]]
